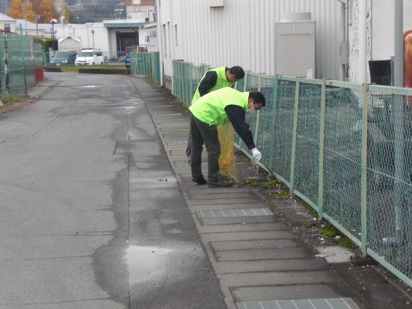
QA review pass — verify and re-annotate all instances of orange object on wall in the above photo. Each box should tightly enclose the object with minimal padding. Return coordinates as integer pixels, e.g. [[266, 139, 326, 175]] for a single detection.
[[404, 30, 412, 88], [404, 30, 412, 104]]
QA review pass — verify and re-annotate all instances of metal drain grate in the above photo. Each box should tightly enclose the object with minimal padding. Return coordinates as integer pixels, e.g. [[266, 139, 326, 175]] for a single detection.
[[237, 298, 360, 309], [197, 208, 272, 218]]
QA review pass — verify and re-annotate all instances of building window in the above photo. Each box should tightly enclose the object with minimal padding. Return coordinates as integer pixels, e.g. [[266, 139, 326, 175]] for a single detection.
[[4, 23, 11, 32]]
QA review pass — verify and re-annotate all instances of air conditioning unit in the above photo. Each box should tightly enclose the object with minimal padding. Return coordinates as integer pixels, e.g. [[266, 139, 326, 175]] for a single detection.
[[275, 13, 316, 78], [145, 17, 149, 22]]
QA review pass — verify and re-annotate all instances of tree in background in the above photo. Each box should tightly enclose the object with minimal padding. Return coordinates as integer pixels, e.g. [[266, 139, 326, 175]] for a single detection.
[[61, 3, 73, 24], [8, 0, 35, 22], [32, 0, 58, 23], [8, 0, 70, 24], [68, 12, 79, 24]]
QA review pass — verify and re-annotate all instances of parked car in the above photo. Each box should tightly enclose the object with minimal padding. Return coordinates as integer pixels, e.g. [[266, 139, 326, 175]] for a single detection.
[[49, 50, 78, 66], [125, 46, 147, 69], [75, 49, 104, 66]]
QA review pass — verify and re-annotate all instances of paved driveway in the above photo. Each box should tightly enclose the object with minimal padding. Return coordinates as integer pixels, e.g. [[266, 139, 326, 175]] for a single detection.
[[0, 72, 225, 309]]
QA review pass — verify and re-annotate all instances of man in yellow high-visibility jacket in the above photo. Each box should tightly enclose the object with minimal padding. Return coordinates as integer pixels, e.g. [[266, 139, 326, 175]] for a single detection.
[[186, 66, 245, 161], [190, 87, 265, 188]]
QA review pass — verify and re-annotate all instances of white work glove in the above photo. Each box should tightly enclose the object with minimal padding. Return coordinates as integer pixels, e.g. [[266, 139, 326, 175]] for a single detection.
[[251, 147, 262, 162]]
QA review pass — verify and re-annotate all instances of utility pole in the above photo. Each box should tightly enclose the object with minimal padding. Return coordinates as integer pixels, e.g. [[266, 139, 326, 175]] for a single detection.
[[21, 1, 28, 36], [50, 18, 57, 56], [35, 15, 40, 37]]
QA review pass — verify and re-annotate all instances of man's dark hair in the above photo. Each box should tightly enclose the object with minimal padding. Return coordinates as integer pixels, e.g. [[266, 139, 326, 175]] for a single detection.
[[228, 66, 245, 79], [249, 92, 266, 106]]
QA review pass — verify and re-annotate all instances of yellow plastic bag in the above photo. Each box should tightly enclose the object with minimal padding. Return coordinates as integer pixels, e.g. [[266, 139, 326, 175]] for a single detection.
[[218, 123, 239, 182]]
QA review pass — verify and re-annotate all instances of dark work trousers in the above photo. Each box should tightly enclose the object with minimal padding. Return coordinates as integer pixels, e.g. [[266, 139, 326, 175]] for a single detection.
[[190, 115, 221, 181], [186, 130, 192, 158], [186, 129, 204, 159]]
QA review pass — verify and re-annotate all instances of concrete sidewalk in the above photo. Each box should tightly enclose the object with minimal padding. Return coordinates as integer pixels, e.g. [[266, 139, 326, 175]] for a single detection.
[[28, 77, 412, 309]]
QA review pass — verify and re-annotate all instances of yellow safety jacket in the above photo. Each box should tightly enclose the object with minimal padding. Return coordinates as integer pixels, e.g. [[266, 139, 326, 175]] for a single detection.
[[191, 66, 234, 104], [189, 88, 249, 127]]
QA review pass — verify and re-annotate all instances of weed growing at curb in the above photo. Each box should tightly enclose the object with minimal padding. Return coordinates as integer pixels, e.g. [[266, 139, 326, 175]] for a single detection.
[[0, 94, 29, 105], [320, 223, 357, 248], [236, 153, 358, 251], [261, 179, 278, 189], [174, 97, 189, 111], [0, 94, 32, 113]]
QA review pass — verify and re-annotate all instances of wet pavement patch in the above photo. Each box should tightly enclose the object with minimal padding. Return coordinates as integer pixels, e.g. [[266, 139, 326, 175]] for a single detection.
[[126, 246, 172, 284]]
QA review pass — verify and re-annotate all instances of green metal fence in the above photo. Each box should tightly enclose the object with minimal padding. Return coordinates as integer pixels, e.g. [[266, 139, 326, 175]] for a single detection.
[[129, 52, 161, 85], [0, 28, 44, 95], [168, 60, 412, 288]]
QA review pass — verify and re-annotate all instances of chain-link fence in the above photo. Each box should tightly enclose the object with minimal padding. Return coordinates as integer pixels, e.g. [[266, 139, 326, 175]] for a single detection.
[[0, 30, 44, 95], [167, 60, 412, 288], [129, 52, 161, 85]]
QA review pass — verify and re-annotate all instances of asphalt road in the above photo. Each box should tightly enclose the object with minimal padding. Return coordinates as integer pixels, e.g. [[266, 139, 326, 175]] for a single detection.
[[0, 72, 226, 309]]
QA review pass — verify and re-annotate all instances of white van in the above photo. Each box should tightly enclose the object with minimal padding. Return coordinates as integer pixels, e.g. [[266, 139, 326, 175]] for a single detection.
[[75, 49, 104, 66]]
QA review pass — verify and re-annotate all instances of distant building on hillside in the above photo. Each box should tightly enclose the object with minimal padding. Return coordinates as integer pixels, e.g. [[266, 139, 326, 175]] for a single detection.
[[125, 0, 155, 22], [69, 3, 127, 23]]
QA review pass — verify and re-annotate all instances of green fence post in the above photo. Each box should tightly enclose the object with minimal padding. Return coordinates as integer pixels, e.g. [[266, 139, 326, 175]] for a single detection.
[[289, 77, 300, 192], [155, 52, 160, 84], [172, 60, 177, 95], [392, 88, 406, 249], [238, 71, 249, 146], [361, 82, 368, 257], [178, 61, 182, 98], [189, 65, 194, 104], [182, 63, 187, 103], [317, 79, 326, 220], [254, 73, 261, 143], [173, 60, 178, 96], [19, 25, 27, 95], [178, 61, 182, 99], [268, 74, 279, 170]]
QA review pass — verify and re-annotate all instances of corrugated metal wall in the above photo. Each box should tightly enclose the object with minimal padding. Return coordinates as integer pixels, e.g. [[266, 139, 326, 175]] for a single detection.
[[161, 0, 346, 80]]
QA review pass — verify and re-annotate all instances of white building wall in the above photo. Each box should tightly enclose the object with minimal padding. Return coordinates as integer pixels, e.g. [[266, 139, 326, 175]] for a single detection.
[[140, 24, 158, 51], [107, 29, 120, 59], [54, 23, 110, 57], [371, 0, 393, 61], [127, 5, 156, 21], [159, 0, 346, 81], [371, 0, 412, 60], [347, 0, 412, 84], [144, 23, 158, 52]]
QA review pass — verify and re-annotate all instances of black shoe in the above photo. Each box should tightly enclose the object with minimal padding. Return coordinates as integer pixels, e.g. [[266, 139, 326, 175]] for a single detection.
[[208, 179, 233, 188], [192, 176, 207, 185]]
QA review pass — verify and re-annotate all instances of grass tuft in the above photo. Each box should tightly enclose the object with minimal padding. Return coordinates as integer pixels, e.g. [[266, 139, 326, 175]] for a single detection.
[[0, 94, 30, 106]]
